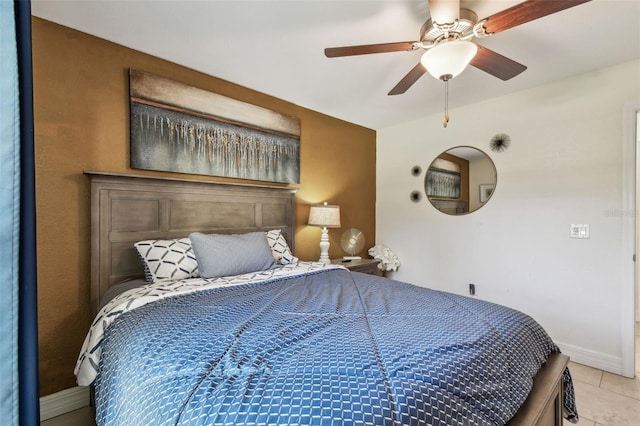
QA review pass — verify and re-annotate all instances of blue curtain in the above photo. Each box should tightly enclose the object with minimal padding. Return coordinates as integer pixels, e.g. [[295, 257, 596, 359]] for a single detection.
[[1, 0, 40, 425]]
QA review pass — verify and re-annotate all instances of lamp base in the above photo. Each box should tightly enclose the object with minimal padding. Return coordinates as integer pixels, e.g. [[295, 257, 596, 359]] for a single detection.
[[318, 227, 330, 262]]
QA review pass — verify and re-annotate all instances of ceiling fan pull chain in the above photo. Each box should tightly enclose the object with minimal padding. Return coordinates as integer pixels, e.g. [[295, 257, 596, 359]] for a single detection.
[[443, 77, 450, 128]]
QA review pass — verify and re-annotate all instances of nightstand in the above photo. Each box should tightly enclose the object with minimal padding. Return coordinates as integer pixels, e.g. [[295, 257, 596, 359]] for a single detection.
[[330, 258, 383, 276]]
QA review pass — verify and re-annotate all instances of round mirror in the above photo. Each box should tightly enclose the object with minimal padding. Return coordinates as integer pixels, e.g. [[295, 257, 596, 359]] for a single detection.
[[425, 146, 496, 215]]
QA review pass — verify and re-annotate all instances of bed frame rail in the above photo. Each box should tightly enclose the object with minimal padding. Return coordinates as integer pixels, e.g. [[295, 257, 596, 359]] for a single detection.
[[506, 353, 569, 426]]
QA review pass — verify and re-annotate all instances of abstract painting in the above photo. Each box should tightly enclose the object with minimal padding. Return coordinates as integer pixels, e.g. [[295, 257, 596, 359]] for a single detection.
[[129, 69, 300, 184]]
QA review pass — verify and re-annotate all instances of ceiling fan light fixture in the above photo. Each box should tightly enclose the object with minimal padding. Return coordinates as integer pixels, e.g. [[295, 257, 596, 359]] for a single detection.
[[421, 40, 478, 80], [429, 0, 460, 27]]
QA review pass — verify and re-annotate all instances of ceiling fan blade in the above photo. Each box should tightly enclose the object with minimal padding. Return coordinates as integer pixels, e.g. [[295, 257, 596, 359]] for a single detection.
[[325, 42, 417, 58], [481, 0, 591, 34], [470, 46, 527, 81], [388, 63, 427, 96]]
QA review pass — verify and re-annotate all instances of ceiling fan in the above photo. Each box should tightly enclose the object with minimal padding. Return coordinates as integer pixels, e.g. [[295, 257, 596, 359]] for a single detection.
[[325, 0, 591, 125]]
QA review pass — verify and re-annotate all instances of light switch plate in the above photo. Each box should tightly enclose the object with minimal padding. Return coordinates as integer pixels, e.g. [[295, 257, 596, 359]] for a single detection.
[[570, 224, 590, 239]]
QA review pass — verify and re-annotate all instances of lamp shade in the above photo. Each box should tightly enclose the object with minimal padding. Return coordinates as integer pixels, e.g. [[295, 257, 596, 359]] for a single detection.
[[421, 40, 477, 80], [308, 204, 341, 228]]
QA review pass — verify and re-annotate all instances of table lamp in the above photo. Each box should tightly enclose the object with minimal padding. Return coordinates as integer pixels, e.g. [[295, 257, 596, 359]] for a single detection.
[[308, 202, 341, 262]]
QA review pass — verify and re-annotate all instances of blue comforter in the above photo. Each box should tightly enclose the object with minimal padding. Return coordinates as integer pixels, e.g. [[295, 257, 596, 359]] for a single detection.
[[94, 268, 577, 425]]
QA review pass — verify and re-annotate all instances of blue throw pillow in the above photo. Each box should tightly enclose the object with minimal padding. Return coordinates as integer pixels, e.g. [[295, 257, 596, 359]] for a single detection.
[[189, 231, 277, 279]]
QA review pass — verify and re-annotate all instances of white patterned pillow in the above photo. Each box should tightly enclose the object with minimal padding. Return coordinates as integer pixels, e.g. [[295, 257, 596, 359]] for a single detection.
[[134, 238, 199, 283], [265, 229, 298, 265]]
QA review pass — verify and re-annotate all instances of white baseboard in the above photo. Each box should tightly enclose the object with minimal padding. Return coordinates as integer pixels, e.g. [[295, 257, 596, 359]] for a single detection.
[[40, 386, 91, 421], [556, 340, 624, 376]]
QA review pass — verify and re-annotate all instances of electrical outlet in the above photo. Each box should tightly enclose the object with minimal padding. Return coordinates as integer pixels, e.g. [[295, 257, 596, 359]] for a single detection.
[[469, 283, 476, 296]]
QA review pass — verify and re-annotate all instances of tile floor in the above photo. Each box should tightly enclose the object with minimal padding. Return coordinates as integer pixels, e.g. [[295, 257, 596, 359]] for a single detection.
[[562, 323, 640, 426], [42, 326, 640, 426]]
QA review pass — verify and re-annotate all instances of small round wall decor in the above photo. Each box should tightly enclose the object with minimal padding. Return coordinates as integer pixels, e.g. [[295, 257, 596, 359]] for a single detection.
[[490, 133, 511, 153]]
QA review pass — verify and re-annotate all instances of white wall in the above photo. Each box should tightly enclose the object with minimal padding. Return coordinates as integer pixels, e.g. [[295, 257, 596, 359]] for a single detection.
[[376, 59, 640, 375], [468, 155, 495, 212]]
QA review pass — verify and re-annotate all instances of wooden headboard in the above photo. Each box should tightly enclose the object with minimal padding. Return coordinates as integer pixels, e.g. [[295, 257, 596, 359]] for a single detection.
[[86, 171, 297, 315]]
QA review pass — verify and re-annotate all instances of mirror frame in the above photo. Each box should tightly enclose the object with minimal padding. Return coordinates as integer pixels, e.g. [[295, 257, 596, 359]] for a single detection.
[[425, 146, 497, 215]]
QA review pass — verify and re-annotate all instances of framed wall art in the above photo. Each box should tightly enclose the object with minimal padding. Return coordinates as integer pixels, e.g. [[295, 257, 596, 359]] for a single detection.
[[425, 169, 461, 198], [479, 184, 495, 203], [129, 69, 301, 184]]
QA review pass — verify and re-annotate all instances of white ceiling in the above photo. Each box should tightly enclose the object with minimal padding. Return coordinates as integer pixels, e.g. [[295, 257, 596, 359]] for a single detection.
[[32, 0, 640, 130]]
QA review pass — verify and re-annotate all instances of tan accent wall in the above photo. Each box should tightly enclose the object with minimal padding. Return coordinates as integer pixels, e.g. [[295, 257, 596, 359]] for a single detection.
[[32, 17, 376, 396]]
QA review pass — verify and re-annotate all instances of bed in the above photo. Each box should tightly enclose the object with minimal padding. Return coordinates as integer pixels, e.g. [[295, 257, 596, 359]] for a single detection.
[[76, 172, 578, 425]]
